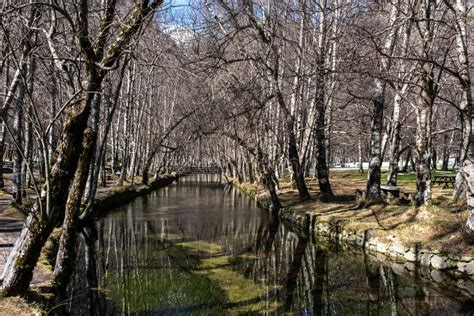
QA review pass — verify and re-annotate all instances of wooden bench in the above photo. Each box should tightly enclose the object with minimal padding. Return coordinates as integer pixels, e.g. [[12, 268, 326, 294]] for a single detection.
[[432, 175, 455, 188], [380, 185, 402, 198], [104, 167, 113, 180]]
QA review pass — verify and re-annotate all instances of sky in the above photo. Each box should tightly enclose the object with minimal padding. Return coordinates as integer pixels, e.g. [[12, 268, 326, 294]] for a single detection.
[[161, 0, 194, 26]]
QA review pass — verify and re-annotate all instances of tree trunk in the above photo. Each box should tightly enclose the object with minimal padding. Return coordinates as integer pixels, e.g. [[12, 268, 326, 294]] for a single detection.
[[100, 147, 107, 187], [414, 67, 434, 205], [142, 164, 150, 185], [315, 91, 334, 201], [141, 151, 156, 186], [441, 133, 450, 171], [117, 65, 134, 186], [12, 78, 25, 205], [0, 122, 6, 188], [386, 16, 410, 185], [22, 57, 35, 196], [85, 63, 128, 212], [264, 167, 282, 214], [358, 138, 364, 173], [366, 88, 384, 204], [53, 127, 97, 297], [401, 149, 410, 173], [244, 151, 255, 183], [287, 116, 311, 201], [387, 94, 402, 186], [22, 118, 33, 193]]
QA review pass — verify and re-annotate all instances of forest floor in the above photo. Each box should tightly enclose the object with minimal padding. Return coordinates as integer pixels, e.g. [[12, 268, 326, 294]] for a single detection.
[[239, 169, 473, 257]]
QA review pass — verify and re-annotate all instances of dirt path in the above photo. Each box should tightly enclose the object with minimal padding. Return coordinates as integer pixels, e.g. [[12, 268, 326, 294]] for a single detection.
[[0, 172, 41, 283]]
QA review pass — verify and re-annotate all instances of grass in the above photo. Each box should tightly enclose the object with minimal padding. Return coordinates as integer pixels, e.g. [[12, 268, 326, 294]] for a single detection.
[[336, 169, 455, 190], [0, 297, 42, 315]]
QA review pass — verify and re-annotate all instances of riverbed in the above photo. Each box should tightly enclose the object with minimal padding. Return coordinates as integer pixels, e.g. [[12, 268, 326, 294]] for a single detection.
[[65, 175, 473, 315]]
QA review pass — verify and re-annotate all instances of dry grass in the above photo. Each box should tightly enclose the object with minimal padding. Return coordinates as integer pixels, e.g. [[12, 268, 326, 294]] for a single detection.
[[0, 297, 43, 315], [0, 206, 27, 220], [246, 170, 472, 257]]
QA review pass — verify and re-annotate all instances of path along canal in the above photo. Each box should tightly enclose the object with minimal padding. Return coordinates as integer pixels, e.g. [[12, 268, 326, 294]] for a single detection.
[[66, 175, 473, 315]]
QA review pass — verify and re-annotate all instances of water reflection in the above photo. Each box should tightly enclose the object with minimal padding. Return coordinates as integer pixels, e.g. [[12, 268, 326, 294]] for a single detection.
[[65, 175, 473, 315]]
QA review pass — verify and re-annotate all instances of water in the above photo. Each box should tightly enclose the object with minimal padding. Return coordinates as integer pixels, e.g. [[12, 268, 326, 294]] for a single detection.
[[67, 175, 474, 315]]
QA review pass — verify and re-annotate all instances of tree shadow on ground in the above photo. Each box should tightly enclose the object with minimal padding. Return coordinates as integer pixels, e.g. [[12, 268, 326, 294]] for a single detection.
[[371, 206, 419, 231]]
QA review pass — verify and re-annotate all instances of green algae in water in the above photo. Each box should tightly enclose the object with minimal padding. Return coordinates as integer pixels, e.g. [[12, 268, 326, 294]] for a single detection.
[[101, 267, 226, 313], [196, 256, 281, 314], [99, 242, 279, 314], [176, 240, 224, 255]]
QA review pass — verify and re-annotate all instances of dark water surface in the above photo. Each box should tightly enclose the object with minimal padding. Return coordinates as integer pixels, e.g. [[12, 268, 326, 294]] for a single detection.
[[68, 175, 473, 315]]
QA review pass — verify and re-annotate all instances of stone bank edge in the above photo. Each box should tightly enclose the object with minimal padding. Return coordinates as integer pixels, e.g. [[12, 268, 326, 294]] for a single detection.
[[231, 180, 474, 297]]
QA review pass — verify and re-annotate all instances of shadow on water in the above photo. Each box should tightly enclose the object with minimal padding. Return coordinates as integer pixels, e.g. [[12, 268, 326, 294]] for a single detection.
[[63, 175, 473, 315]]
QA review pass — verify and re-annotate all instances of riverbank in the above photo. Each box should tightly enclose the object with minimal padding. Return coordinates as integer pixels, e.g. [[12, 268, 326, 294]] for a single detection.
[[0, 174, 179, 313], [231, 171, 474, 296], [91, 174, 179, 216]]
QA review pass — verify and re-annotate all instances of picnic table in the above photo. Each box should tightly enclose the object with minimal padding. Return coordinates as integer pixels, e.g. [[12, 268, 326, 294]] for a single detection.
[[432, 175, 455, 188], [380, 185, 402, 198]]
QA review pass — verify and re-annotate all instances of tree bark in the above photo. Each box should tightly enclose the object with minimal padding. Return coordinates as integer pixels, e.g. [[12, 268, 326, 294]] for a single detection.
[[0, 121, 6, 188], [366, 91, 384, 203], [12, 76, 25, 205], [287, 115, 311, 201], [314, 3, 334, 201], [21, 57, 35, 197], [387, 93, 402, 186], [387, 18, 411, 186], [244, 151, 255, 183], [117, 65, 134, 186], [315, 91, 334, 201], [441, 133, 450, 171], [81, 61, 128, 221], [53, 127, 97, 297], [414, 0, 435, 205], [414, 66, 434, 205]]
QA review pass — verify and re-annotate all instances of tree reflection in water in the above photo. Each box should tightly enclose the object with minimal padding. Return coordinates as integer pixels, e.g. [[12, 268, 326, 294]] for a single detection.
[[64, 178, 472, 315]]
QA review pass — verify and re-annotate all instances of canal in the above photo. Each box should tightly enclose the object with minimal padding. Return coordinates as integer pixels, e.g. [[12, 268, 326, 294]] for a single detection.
[[66, 175, 473, 315]]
